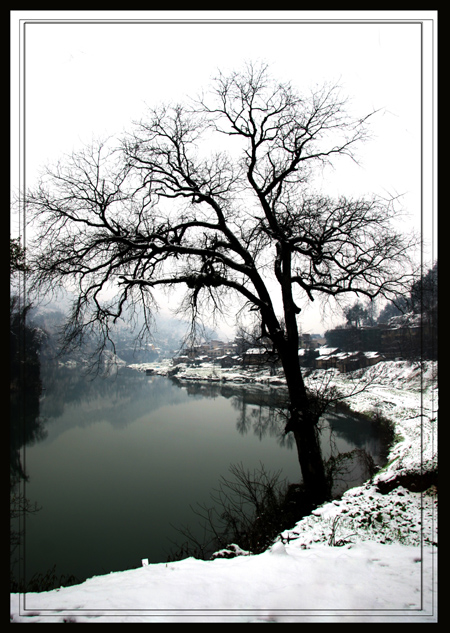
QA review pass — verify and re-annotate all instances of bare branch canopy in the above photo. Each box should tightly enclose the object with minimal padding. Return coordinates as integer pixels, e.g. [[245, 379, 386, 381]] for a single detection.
[[23, 63, 417, 497]]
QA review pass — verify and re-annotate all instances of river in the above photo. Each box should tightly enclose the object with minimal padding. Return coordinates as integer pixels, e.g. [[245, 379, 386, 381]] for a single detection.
[[11, 364, 386, 588]]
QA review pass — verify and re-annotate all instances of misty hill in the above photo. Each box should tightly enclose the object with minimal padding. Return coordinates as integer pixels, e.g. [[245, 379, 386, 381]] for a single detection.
[[29, 294, 219, 364]]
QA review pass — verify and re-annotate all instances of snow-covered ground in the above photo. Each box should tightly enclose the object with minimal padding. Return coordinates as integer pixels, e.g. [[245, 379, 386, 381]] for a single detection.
[[10, 360, 438, 623]]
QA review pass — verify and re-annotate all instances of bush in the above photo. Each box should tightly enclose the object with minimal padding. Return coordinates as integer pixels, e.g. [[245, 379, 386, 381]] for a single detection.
[[168, 462, 314, 561], [10, 565, 79, 593]]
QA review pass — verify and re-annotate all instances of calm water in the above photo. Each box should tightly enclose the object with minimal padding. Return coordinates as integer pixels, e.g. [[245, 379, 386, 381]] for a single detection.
[[12, 365, 385, 586]]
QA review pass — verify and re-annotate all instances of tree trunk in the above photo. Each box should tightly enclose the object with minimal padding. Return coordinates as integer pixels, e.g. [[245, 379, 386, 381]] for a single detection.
[[279, 339, 330, 505], [272, 243, 330, 505], [292, 417, 330, 505]]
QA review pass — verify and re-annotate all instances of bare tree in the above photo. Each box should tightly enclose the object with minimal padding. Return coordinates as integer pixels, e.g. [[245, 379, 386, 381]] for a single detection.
[[24, 63, 417, 503]]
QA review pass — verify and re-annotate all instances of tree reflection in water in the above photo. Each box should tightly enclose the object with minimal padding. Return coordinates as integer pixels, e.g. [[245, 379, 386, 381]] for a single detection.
[[10, 296, 46, 589], [171, 378, 384, 500]]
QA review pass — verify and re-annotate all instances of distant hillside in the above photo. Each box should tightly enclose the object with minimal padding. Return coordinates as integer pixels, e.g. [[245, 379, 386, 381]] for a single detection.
[[29, 295, 219, 364]]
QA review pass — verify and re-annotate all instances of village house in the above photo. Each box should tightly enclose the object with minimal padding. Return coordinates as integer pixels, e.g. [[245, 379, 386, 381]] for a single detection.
[[379, 324, 423, 359], [313, 348, 384, 372], [241, 347, 270, 365], [215, 354, 240, 368], [172, 354, 190, 365], [172, 335, 385, 375]]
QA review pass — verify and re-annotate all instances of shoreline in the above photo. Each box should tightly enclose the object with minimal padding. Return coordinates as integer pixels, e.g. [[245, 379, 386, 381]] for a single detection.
[[129, 357, 438, 491]]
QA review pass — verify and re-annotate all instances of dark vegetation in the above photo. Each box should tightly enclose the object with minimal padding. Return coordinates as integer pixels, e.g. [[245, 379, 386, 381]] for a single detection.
[[10, 239, 81, 593]]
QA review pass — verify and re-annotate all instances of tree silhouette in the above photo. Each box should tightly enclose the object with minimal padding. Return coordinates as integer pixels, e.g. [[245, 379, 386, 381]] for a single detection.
[[24, 63, 417, 503], [344, 301, 369, 328]]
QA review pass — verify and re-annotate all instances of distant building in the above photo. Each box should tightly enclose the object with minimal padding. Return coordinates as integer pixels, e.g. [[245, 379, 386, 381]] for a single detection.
[[209, 339, 225, 349], [173, 338, 239, 365], [216, 355, 239, 368], [193, 355, 210, 365], [324, 317, 435, 361], [313, 348, 384, 372], [242, 347, 270, 365]]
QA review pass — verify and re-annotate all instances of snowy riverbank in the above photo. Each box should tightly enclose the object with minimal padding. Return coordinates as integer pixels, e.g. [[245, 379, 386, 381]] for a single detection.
[[11, 360, 438, 623]]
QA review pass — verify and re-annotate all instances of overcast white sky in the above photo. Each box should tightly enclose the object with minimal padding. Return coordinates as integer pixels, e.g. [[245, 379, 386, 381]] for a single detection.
[[10, 11, 437, 335]]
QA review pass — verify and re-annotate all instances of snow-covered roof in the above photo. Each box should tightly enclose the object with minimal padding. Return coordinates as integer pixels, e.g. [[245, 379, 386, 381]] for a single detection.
[[244, 347, 267, 355], [317, 347, 340, 356]]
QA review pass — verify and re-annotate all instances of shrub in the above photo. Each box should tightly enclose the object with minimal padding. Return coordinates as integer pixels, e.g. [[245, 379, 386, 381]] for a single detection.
[[168, 462, 314, 561]]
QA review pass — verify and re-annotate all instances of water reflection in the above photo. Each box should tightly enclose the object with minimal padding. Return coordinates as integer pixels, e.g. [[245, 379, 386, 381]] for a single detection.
[[10, 298, 47, 590], [10, 386, 46, 487], [37, 366, 199, 439], [16, 366, 387, 506], [10, 345, 45, 488], [36, 368, 385, 493], [172, 378, 384, 480]]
